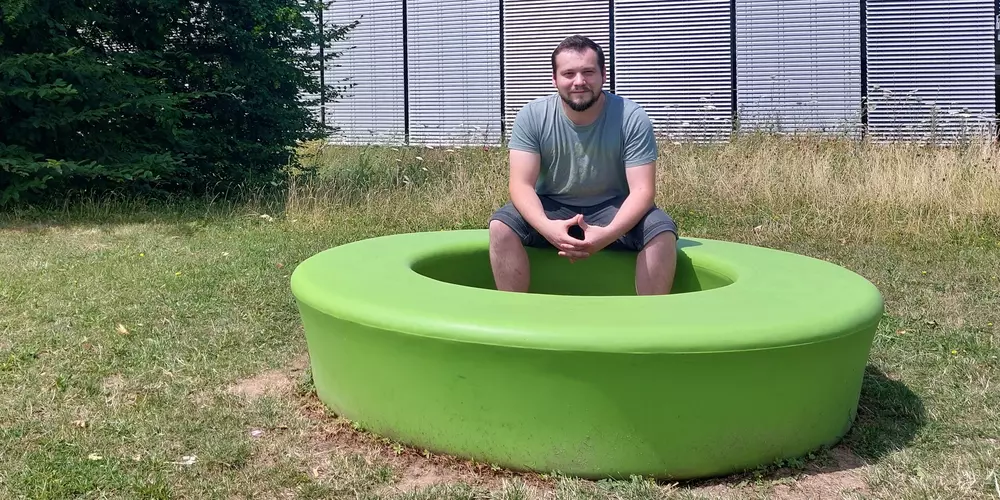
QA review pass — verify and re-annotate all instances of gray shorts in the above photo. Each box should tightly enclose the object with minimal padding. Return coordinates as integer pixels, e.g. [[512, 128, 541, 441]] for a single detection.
[[489, 195, 678, 251]]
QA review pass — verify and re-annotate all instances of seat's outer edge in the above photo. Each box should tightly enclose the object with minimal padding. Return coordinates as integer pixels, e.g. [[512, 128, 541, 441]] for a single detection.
[[289, 229, 885, 353]]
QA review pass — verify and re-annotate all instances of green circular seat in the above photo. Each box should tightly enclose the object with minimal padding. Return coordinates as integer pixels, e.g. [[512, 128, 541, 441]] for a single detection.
[[290, 229, 883, 480]]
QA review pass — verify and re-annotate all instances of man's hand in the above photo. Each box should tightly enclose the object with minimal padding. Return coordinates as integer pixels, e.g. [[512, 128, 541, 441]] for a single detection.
[[538, 214, 589, 257], [557, 161, 658, 262], [556, 217, 617, 262], [508, 149, 592, 258]]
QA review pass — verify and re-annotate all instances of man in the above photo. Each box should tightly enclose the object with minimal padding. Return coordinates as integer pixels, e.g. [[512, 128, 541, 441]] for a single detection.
[[487, 34, 679, 295]]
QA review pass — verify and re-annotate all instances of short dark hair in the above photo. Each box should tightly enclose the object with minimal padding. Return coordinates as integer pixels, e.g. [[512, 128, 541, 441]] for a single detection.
[[551, 35, 605, 74]]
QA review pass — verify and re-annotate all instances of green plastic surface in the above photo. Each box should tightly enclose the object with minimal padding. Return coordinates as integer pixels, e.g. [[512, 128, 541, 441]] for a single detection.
[[291, 230, 884, 479]]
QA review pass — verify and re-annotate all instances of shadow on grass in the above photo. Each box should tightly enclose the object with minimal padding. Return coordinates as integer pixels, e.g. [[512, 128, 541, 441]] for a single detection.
[[842, 363, 927, 462], [677, 364, 926, 491]]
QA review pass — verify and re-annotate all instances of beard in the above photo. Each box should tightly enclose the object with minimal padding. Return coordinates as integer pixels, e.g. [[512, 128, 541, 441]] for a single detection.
[[560, 87, 600, 111]]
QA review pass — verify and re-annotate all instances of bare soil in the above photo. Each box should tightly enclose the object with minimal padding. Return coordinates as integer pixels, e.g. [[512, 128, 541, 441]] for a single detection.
[[225, 354, 310, 400], [231, 354, 872, 499]]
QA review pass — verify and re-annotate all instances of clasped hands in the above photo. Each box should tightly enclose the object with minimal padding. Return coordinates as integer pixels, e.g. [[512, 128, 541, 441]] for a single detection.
[[539, 214, 616, 263]]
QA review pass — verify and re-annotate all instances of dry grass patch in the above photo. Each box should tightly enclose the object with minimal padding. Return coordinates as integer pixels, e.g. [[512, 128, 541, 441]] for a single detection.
[[1, 133, 997, 499], [289, 134, 1000, 244]]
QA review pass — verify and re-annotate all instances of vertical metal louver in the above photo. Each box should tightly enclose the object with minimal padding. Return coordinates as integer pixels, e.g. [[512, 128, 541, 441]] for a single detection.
[[866, 0, 996, 141], [324, 0, 406, 145], [735, 0, 862, 135], [502, 1, 611, 135], [614, 0, 733, 141], [407, 1, 502, 146]]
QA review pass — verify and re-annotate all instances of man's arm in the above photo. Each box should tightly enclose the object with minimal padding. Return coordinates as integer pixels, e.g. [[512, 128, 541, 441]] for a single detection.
[[594, 105, 659, 242], [508, 149, 549, 231], [510, 147, 588, 254], [506, 102, 588, 254], [506, 102, 551, 231], [598, 161, 656, 240]]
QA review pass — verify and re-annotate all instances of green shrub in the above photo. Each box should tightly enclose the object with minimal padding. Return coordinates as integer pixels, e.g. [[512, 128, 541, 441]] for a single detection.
[[0, 0, 354, 205]]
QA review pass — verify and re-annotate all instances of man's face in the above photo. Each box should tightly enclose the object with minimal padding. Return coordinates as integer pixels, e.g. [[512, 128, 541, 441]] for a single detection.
[[552, 48, 605, 112]]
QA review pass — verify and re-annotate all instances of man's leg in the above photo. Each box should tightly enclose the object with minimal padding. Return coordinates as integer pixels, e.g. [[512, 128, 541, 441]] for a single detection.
[[587, 197, 679, 295], [635, 230, 677, 295], [488, 219, 530, 292], [487, 198, 573, 292]]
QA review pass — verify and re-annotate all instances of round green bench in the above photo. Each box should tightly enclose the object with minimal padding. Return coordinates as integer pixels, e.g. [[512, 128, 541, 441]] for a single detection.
[[290, 229, 883, 480]]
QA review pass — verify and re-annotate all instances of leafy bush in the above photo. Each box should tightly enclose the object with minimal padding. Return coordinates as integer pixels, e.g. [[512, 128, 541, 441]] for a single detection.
[[0, 0, 354, 205]]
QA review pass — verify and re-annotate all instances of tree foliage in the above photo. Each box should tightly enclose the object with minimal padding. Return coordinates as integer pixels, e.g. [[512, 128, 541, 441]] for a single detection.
[[0, 0, 354, 205]]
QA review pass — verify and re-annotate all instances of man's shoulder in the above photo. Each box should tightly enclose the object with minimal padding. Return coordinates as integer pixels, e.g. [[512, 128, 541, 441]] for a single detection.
[[508, 94, 560, 152], [609, 92, 650, 122], [518, 93, 560, 116]]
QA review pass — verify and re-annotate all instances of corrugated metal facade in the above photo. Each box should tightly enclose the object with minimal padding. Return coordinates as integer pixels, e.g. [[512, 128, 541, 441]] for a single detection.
[[408, 0, 502, 145], [865, 0, 996, 141], [317, 0, 997, 145], [735, 0, 862, 134], [502, 1, 611, 132], [614, 0, 733, 141], [324, 0, 406, 145]]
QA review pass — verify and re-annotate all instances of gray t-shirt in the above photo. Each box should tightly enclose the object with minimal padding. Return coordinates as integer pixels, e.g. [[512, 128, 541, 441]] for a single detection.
[[507, 91, 658, 207]]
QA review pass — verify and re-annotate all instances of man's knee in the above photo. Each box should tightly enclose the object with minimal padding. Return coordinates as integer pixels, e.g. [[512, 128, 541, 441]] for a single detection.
[[645, 229, 678, 253], [489, 219, 516, 241], [490, 218, 529, 250], [650, 228, 677, 243], [490, 200, 547, 248], [631, 207, 679, 251]]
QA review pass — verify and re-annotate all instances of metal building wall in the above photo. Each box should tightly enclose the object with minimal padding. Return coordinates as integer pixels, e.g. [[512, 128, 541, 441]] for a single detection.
[[502, 1, 611, 132], [315, 0, 998, 145], [614, 0, 733, 142], [865, 0, 996, 141], [407, 0, 503, 145], [735, 0, 862, 135], [324, 0, 406, 145]]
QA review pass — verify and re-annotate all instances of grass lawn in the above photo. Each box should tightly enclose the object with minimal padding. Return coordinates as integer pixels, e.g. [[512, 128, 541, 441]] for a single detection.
[[1, 135, 998, 499]]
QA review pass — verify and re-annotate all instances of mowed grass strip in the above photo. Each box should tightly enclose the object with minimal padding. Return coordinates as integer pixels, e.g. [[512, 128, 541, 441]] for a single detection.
[[1, 134, 998, 499]]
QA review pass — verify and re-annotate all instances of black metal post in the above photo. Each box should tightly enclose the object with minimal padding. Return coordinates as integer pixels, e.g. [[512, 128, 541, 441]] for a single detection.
[[993, 0, 1000, 140], [730, 0, 737, 132], [499, 0, 506, 139], [609, 0, 615, 93], [861, 0, 868, 137], [402, 0, 409, 144]]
